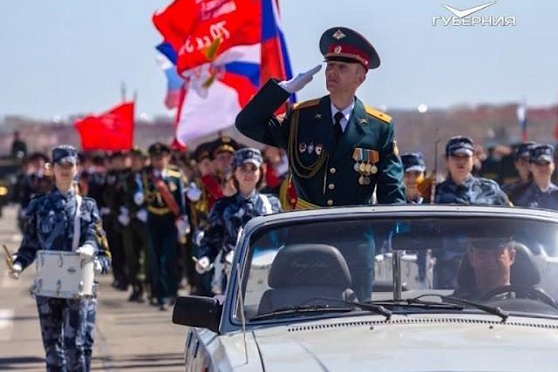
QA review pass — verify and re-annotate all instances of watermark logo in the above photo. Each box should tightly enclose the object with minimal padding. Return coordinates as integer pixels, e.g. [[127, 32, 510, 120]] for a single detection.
[[433, 1, 516, 27]]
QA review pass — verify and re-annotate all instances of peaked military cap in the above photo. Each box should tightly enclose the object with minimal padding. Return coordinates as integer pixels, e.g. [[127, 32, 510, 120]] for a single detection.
[[401, 152, 426, 173], [529, 144, 554, 163], [130, 146, 146, 158], [319, 27, 380, 69], [515, 141, 536, 160], [148, 142, 171, 156], [194, 141, 214, 162], [233, 148, 263, 168], [445, 136, 475, 157], [52, 145, 79, 165], [211, 136, 240, 157]]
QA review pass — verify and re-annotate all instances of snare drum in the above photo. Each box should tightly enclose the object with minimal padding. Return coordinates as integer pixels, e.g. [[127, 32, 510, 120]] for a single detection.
[[33, 250, 95, 299]]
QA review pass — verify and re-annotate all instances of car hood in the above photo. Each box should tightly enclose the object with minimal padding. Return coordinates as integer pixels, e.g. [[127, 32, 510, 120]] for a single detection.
[[251, 314, 558, 371]]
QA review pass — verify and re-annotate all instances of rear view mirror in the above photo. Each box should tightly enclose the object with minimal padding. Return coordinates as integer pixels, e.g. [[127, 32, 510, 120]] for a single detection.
[[172, 296, 222, 333]]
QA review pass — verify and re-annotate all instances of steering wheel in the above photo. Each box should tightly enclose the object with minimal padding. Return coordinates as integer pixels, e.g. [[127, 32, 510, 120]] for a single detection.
[[479, 285, 558, 309]]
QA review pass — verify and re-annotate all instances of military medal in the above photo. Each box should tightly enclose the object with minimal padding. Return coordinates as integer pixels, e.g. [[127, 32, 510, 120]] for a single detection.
[[365, 163, 372, 174], [353, 162, 360, 172], [370, 164, 378, 174], [359, 162, 366, 173], [358, 175, 365, 185]]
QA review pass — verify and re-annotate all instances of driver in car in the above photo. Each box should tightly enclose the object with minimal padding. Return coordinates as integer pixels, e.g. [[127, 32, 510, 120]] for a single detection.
[[460, 239, 516, 301]]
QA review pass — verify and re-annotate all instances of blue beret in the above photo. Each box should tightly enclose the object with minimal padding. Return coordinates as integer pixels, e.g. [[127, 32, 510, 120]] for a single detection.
[[446, 136, 474, 157], [401, 152, 426, 173], [52, 145, 78, 165], [530, 144, 554, 163], [233, 148, 263, 168]]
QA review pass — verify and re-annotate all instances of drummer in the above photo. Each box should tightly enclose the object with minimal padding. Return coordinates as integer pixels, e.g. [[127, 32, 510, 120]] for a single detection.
[[8, 145, 101, 372]]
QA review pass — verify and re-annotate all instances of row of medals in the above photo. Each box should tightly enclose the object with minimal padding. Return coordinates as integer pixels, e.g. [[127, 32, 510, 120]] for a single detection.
[[354, 161, 377, 185]]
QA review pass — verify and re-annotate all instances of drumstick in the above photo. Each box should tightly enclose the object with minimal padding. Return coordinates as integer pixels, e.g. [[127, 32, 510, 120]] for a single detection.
[[2, 244, 15, 273]]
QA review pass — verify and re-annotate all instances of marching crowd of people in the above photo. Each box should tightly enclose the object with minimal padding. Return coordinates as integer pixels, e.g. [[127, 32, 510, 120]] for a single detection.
[[5, 25, 558, 371]]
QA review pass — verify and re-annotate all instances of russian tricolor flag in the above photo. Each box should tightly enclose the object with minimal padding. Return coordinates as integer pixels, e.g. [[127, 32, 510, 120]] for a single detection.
[[153, 0, 294, 145]]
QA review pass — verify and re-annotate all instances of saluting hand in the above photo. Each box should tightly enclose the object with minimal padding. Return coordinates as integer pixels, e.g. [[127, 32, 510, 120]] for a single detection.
[[279, 64, 322, 94]]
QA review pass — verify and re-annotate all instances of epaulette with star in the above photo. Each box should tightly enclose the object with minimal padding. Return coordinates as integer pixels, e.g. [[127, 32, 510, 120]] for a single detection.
[[365, 105, 392, 124]]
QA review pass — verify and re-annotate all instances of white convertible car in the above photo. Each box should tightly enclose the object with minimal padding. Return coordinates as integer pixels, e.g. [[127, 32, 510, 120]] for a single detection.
[[173, 205, 558, 371]]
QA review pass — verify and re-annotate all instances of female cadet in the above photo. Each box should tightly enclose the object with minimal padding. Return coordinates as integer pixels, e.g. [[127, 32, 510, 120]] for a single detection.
[[9, 145, 101, 372], [433, 136, 510, 289], [195, 148, 282, 294]]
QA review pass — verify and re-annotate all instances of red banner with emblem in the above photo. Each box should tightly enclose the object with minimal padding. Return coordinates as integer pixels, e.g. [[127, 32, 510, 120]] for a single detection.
[[153, 0, 262, 75]]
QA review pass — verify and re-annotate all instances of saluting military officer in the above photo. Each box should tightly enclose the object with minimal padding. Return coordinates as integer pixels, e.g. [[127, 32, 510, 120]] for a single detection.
[[236, 26, 405, 208], [143, 142, 188, 310]]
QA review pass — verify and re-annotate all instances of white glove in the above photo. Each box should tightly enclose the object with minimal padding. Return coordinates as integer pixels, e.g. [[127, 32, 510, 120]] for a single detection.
[[76, 244, 95, 259], [136, 209, 148, 223], [133, 192, 144, 206], [117, 213, 130, 226], [278, 64, 322, 94], [186, 183, 202, 202], [193, 230, 205, 247], [9, 263, 22, 280], [194, 256, 212, 275], [176, 215, 191, 236]]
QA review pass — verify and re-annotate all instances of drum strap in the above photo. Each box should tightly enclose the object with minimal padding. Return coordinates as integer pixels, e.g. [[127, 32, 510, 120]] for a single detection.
[[72, 195, 82, 251], [259, 194, 273, 215]]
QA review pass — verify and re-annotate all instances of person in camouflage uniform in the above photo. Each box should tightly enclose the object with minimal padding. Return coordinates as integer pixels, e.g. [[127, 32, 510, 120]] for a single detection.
[[195, 148, 282, 294], [9, 145, 101, 372], [511, 144, 558, 210]]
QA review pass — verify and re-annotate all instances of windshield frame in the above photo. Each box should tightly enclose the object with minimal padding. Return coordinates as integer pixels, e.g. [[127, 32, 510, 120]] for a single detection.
[[220, 205, 558, 333]]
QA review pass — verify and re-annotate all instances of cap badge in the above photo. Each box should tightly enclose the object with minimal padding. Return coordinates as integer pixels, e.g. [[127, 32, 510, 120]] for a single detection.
[[332, 29, 346, 40], [334, 45, 342, 54]]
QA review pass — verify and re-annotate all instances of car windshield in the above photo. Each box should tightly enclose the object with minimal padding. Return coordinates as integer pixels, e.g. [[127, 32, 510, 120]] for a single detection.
[[235, 213, 558, 322]]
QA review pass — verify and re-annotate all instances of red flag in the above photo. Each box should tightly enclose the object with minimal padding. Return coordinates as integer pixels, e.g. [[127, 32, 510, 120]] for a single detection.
[[153, 0, 262, 75], [74, 102, 134, 151]]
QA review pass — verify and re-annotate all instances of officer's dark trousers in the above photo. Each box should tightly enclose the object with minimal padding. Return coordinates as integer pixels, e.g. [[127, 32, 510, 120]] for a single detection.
[[104, 215, 128, 288], [36, 296, 87, 372], [147, 214, 179, 303], [123, 219, 147, 288]]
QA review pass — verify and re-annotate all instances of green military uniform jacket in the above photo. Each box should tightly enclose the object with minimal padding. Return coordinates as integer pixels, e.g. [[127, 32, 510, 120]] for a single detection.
[[235, 79, 405, 207], [143, 165, 186, 217]]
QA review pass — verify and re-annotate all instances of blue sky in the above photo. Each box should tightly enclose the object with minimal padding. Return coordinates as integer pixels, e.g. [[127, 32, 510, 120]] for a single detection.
[[0, 0, 557, 119]]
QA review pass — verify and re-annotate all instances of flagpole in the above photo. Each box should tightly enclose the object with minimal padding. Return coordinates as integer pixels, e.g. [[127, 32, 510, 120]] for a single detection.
[[121, 81, 127, 102]]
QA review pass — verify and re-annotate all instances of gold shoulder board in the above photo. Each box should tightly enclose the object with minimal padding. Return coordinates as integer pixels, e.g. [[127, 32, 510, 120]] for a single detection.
[[293, 98, 320, 111], [365, 105, 392, 124], [167, 169, 182, 178]]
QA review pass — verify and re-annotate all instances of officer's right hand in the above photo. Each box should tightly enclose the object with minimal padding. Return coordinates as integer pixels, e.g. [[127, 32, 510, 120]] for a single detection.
[[194, 256, 212, 275], [9, 263, 22, 280], [278, 64, 322, 94]]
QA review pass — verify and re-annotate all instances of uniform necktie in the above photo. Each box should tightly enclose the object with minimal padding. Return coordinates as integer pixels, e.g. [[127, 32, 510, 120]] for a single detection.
[[334, 111, 344, 144]]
